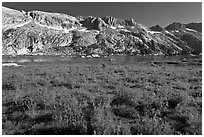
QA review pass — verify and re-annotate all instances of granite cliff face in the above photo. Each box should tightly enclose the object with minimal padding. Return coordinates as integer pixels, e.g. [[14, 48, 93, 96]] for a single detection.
[[2, 6, 202, 56]]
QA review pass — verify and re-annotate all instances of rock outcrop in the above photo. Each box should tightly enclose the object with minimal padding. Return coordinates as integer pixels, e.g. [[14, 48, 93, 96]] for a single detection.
[[102, 16, 126, 27], [80, 16, 107, 30], [125, 18, 137, 26]]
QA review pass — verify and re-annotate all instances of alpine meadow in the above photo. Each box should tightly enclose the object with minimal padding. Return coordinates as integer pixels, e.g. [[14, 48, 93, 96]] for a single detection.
[[2, 3, 202, 135]]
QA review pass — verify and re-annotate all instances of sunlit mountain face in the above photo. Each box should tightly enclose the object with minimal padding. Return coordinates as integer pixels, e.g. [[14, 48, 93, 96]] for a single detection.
[[2, 6, 202, 56]]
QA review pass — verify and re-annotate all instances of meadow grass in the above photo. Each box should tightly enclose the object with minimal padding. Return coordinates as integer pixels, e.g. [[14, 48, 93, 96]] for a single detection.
[[2, 59, 202, 135]]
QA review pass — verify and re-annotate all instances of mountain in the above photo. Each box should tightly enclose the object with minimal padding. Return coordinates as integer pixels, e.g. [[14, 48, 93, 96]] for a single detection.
[[165, 22, 202, 54], [2, 6, 202, 56]]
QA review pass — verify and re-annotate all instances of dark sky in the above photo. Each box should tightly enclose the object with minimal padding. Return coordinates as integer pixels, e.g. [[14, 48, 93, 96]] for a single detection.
[[2, 2, 202, 27]]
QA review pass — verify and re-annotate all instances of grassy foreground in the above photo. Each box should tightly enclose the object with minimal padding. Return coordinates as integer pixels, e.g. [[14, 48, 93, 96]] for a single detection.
[[2, 60, 202, 135]]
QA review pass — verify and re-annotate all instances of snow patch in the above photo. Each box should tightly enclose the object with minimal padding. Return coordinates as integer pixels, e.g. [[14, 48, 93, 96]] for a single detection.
[[173, 44, 183, 51], [63, 27, 77, 33], [33, 59, 48, 62], [86, 55, 92, 58], [189, 54, 196, 56], [78, 28, 88, 32], [134, 36, 143, 43], [164, 30, 170, 34], [164, 30, 175, 36], [147, 30, 161, 34], [186, 28, 197, 32], [120, 29, 131, 32], [91, 54, 100, 58], [154, 52, 164, 56], [173, 30, 179, 33], [14, 20, 32, 28], [17, 59, 31, 63], [2, 63, 22, 67], [110, 26, 116, 29], [118, 25, 124, 28]]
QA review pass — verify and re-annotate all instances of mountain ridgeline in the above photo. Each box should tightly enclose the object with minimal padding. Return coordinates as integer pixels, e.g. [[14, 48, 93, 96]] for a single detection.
[[2, 6, 202, 56]]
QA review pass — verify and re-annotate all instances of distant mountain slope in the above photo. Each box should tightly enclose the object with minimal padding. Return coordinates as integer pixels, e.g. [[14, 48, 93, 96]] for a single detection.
[[165, 22, 186, 31], [165, 22, 202, 54], [2, 6, 202, 56], [185, 23, 202, 32]]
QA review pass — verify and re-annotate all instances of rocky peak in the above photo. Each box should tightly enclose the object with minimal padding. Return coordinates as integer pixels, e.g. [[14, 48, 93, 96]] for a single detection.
[[125, 18, 137, 26], [102, 16, 125, 27], [165, 22, 186, 31], [80, 16, 108, 30], [149, 25, 164, 32]]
